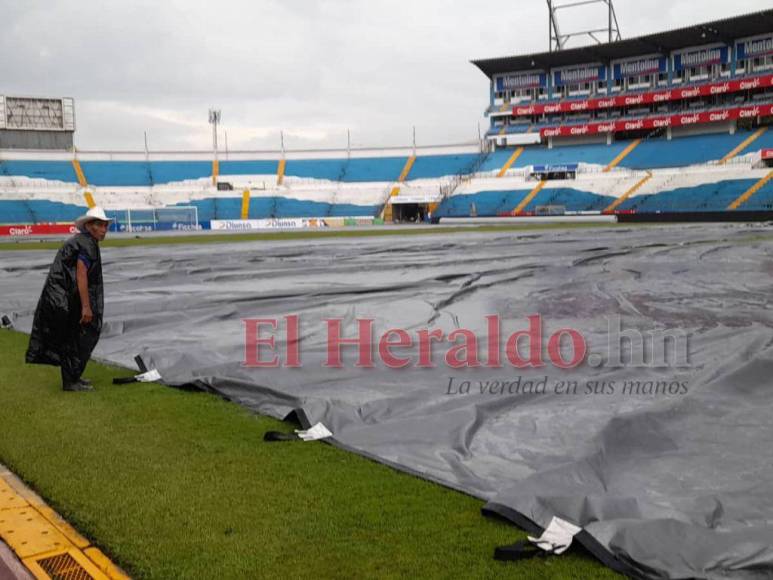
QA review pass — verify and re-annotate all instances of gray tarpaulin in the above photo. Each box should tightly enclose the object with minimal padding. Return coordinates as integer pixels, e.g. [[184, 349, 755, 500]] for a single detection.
[[3, 223, 773, 579]]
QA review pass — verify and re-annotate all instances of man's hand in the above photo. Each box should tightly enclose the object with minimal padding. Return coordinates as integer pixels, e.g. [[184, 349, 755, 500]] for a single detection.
[[80, 305, 93, 325]]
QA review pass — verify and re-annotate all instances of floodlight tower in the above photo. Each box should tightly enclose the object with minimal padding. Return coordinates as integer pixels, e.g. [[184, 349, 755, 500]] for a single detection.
[[208, 109, 221, 186], [547, 0, 621, 51], [208, 108, 221, 155]]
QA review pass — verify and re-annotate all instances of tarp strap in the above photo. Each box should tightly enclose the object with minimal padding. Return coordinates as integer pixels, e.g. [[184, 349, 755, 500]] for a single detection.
[[263, 431, 302, 443], [494, 540, 555, 562], [135, 355, 148, 373]]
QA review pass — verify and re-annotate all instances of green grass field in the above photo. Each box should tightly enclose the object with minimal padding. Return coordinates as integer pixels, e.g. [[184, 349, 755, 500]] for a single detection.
[[0, 330, 620, 579]]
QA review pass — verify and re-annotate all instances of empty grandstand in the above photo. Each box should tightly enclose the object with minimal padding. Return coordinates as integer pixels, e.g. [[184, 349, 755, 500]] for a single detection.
[[3, 10, 773, 235]]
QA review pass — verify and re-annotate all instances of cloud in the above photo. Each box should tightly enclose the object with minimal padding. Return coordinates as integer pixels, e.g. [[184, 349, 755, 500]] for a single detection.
[[0, 0, 769, 150]]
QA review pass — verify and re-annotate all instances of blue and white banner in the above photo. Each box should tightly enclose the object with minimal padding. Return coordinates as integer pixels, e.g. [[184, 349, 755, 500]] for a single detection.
[[111, 221, 211, 233], [553, 65, 606, 87], [613, 56, 667, 80], [496, 72, 547, 92], [673, 46, 729, 71], [210, 218, 328, 231], [737, 36, 773, 60], [531, 164, 579, 173]]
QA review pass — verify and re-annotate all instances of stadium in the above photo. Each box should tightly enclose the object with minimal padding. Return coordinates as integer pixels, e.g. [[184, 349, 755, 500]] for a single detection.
[[2, 4, 773, 580], [3, 11, 773, 230]]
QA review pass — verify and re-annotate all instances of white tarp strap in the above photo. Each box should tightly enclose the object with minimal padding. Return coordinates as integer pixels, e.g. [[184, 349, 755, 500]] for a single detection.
[[295, 423, 333, 442], [527, 517, 583, 555], [136, 369, 162, 383]]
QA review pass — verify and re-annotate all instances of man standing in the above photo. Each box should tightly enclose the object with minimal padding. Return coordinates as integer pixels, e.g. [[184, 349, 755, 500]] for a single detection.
[[26, 207, 113, 392]]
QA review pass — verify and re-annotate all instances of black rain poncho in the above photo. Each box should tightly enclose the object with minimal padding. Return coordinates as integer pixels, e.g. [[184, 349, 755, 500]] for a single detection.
[[25, 232, 104, 383]]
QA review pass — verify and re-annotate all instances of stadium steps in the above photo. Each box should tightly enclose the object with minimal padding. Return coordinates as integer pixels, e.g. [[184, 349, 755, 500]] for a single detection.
[[212, 159, 219, 186], [398, 156, 416, 182], [604, 172, 653, 213], [381, 155, 416, 221], [241, 189, 250, 220], [513, 180, 547, 215], [71, 159, 88, 187], [604, 139, 641, 172], [720, 127, 768, 164], [497, 148, 525, 178], [728, 170, 773, 210]]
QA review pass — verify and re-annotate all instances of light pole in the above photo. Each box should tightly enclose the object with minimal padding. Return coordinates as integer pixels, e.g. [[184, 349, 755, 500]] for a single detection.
[[208, 109, 221, 186]]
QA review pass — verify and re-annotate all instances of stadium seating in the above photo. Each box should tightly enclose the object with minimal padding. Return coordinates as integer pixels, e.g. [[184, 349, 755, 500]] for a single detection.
[[218, 160, 278, 177], [283, 159, 349, 182], [173, 196, 380, 221], [521, 186, 615, 213], [617, 179, 759, 212], [408, 153, 482, 179], [0, 199, 85, 224], [0, 160, 79, 183], [340, 157, 408, 182], [622, 132, 756, 170], [1, 135, 772, 226]]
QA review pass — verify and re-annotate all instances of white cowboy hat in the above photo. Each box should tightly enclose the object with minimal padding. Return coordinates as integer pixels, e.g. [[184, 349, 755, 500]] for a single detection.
[[75, 206, 114, 230]]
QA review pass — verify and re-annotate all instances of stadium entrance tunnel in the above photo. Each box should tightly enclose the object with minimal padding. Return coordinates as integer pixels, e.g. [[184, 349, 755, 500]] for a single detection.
[[6, 224, 773, 579], [391, 202, 429, 223]]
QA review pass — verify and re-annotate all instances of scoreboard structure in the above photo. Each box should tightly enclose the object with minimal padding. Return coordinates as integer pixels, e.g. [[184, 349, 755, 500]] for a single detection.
[[0, 96, 75, 150]]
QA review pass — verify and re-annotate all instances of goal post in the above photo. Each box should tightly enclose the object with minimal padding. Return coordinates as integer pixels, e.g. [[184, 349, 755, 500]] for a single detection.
[[107, 206, 200, 233]]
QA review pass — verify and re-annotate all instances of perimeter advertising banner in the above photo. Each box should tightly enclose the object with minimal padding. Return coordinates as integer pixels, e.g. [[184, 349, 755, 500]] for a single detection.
[[210, 218, 329, 231], [539, 104, 773, 138], [0, 222, 213, 237], [496, 72, 547, 92], [0, 224, 79, 237], [112, 222, 210, 233], [737, 36, 773, 60], [513, 73, 773, 117], [553, 65, 606, 87], [673, 46, 730, 71], [612, 56, 668, 80]]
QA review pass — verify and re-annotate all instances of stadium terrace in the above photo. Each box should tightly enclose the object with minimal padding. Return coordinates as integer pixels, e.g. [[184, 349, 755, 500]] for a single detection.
[[474, 9, 773, 147]]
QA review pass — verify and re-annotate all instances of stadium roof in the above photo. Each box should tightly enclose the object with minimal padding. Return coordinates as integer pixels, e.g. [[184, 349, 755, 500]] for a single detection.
[[472, 9, 773, 78]]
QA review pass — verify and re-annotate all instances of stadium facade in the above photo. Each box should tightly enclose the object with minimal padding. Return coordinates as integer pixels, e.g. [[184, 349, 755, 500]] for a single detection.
[[2, 10, 773, 235], [474, 9, 773, 147]]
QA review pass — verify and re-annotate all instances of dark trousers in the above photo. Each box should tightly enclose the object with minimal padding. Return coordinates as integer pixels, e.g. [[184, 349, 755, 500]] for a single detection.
[[60, 325, 99, 389], [61, 358, 88, 388]]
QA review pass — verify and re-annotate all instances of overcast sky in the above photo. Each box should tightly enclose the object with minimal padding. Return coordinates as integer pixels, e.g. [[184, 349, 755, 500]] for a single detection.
[[1, 0, 771, 151]]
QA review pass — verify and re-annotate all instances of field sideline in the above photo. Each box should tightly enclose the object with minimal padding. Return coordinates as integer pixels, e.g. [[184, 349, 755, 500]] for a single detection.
[[0, 221, 649, 252], [0, 329, 619, 579]]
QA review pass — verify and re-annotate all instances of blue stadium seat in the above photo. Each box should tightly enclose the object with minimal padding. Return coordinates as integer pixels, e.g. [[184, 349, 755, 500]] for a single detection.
[[408, 154, 481, 179], [434, 190, 532, 217], [479, 142, 626, 174], [623, 133, 751, 170], [274, 197, 333, 218], [284, 159, 349, 182], [618, 179, 758, 212], [0, 200, 84, 224], [342, 157, 409, 182], [522, 187, 615, 213], [0, 161, 79, 183], [150, 161, 212, 185], [80, 161, 153, 187], [174, 196, 380, 220], [219, 160, 279, 177], [516, 142, 626, 168]]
